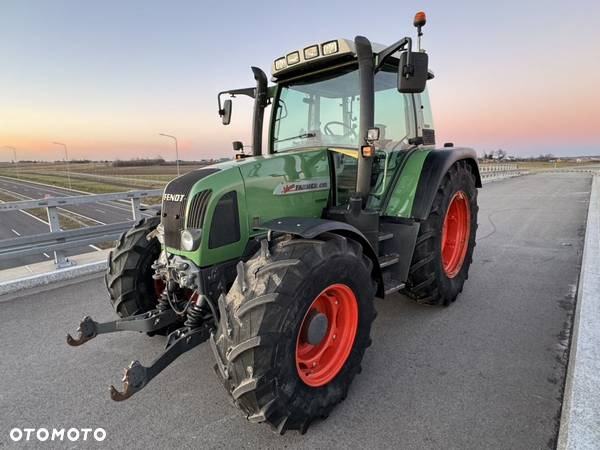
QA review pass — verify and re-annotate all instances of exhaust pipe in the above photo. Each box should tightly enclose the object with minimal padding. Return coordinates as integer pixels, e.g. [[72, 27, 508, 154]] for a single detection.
[[251, 66, 268, 156], [354, 36, 375, 205]]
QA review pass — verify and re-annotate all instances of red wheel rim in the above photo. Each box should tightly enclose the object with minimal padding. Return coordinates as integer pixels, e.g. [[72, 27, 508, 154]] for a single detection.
[[295, 284, 359, 387], [441, 191, 471, 278]]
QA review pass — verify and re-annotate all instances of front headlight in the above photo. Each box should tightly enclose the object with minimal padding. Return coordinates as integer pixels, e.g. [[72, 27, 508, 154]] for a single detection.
[[181, 228, 202, 251]]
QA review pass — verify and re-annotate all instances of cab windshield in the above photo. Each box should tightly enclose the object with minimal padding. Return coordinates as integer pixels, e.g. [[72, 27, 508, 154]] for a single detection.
[[272, 66, 412, 153]]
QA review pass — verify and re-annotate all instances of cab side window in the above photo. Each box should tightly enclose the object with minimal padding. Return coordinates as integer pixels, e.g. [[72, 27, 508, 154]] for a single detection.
[[417, 88, 435, 145], [374, 69, 412, 150]]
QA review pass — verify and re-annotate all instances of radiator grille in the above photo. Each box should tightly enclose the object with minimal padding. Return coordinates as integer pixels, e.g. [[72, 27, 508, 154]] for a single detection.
[[187, 190, 212, 229], [161, 168, 219, 249]]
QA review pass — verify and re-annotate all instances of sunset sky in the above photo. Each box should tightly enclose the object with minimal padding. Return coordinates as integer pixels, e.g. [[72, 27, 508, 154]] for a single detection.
[[1, 0, 599, 161]]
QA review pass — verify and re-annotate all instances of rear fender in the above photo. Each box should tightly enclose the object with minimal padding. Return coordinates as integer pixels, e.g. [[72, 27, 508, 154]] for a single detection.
[[258, 217, 384, 297], [411, 148, 481, 220]]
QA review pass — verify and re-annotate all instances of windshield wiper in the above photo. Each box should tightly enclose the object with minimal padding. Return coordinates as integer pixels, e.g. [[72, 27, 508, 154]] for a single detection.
[[274, 132, 316, 144]]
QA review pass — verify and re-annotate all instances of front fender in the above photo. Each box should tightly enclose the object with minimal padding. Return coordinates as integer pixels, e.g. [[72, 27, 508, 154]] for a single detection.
[[258, 217, 384, 297]]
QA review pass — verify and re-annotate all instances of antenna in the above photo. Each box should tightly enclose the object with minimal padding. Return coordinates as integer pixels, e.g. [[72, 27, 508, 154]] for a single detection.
[[413, 11, 427, 51]]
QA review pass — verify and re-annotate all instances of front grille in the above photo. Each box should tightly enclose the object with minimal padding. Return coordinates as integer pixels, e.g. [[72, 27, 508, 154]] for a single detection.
[[187, 190, 211, 229], [161, 168, 219, 249]]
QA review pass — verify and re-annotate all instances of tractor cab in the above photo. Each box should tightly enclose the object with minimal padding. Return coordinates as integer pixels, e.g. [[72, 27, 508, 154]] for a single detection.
[[268, 52, 435, 208]]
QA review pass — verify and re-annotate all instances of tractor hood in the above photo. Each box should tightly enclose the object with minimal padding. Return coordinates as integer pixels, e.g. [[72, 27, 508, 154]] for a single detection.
[[161, 149, 331, 267]]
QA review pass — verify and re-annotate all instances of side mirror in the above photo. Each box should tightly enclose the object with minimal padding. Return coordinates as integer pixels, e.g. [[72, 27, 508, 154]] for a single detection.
[[221, 99, 232, 125], [398, 51, 428, 93], [232, 141, 244, 151]]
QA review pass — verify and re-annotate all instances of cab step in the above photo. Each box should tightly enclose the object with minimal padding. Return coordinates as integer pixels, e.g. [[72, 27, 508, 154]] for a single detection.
[[377, 231, 394, 242], [382, 272, 405, 295], [384, 280, 406, 296], [378, 253, 400, 269]]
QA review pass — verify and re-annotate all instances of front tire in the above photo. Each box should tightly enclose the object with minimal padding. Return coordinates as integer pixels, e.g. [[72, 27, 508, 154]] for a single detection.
[[404, 160, 478, 306], [212, 234, 376, 434], [105, 216, 162, 317]]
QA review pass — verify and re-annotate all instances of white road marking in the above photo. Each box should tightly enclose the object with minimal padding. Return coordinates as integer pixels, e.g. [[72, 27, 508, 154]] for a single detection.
[[57, 207, 106, 225], [1, 201, 47, 225], [0, 192, 51, 226], [11, 229, 21, 236], [89, 244, 102, 251], [43, 252, 51, 258], [1, 183, 106, 225], [98, 200, 143, 214], [20, 209, 49, 225]]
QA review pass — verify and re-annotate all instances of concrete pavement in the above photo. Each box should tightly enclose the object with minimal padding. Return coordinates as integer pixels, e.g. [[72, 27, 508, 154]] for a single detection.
[[0, 172, 591, 449]]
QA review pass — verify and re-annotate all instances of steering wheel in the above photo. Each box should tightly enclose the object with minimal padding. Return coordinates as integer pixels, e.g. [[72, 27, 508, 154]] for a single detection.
[[324, 121, 356, 136]]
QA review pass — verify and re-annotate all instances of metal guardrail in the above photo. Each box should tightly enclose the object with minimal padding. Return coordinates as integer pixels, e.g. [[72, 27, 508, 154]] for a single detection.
[[0, 189, 162, 268], [546, 167, 600, 174], [0, 221, 133, 259], [478, 162, 524, 182]]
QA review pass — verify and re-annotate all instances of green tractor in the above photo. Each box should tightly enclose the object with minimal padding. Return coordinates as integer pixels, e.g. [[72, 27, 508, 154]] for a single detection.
[[67, 11, 480, 434]]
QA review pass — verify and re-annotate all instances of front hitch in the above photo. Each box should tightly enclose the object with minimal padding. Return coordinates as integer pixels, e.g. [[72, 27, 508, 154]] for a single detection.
[[66, 308, 178, 347], [109, 325, 211, 401]]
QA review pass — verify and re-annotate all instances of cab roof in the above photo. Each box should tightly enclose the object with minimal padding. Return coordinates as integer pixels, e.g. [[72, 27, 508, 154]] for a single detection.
[[271, 38, 434, 82]]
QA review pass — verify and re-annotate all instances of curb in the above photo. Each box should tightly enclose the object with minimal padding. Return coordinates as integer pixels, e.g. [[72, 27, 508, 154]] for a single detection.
[[0, 259, 107, 298], [558, 175, 600, 449]]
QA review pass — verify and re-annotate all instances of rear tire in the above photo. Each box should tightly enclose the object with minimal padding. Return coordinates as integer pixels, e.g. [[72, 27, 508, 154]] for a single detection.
[[212, 234, 376, 434], [404, 160, 478, 306], [105, 216, 162, 317]]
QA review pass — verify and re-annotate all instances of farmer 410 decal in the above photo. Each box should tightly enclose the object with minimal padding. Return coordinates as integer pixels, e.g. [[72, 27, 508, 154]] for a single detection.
[[273, 178, 330, 195]]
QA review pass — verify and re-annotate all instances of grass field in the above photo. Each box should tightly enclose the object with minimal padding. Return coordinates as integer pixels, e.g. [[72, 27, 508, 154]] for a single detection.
[[0, 161, 215, 194], [0, 163, 205, 194]]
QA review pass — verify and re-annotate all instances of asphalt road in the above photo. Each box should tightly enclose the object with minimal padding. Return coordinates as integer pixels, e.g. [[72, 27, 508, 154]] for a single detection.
[[0, 176, 155, 270], [0, 172, 591, 449]]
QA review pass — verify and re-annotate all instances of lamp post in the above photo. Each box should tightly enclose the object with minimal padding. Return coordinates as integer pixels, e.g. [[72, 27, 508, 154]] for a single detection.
[[3, 146, 19, 179], [159, 133, 180, 176], [52, 142, 72, 189]]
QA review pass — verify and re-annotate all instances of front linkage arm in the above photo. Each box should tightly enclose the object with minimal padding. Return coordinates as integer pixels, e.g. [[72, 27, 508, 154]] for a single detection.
[[110, 325, 211, 401], [66, 308, 178, 347], [67, 290, 216, 402]]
